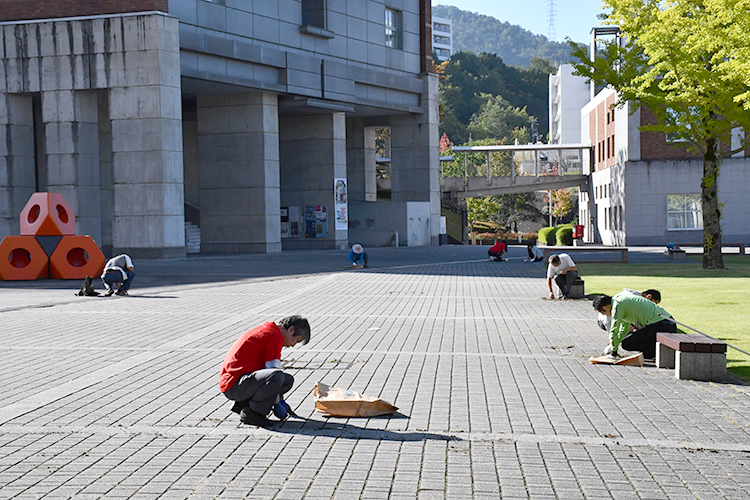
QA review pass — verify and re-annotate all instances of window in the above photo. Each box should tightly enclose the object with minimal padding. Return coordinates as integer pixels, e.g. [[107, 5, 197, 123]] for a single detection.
[[433, 35, 450, 45], [302, 0, 327, 29], [433, 22, 450, 33], [668, 194, 703, 230], [385, 8, 401, 49], [434, 47, 451, 59]]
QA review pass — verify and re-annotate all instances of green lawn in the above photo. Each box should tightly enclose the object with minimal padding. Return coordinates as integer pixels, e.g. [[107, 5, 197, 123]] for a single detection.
[[582, 255, 750, 381]]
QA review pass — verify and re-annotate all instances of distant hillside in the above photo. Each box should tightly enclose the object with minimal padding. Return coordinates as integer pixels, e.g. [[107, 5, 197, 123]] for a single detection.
[[432, 5, 574, 68]]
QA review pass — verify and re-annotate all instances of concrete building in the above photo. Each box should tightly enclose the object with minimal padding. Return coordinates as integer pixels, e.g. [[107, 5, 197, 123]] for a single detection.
[[549, 64, 589, 145], [579, 87, 750, 246], [432, 16, 452, 61], [0, 0, 440, 259]]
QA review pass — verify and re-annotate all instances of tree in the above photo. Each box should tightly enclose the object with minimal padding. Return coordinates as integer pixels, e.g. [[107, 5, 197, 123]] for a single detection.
[[543, 188, 575, 225], [438, 51, 554, 143], [466, 197, 500, 234], [569, 0, 750, 269], [494, 192, 545, 232], [466, 94, 532, 143]]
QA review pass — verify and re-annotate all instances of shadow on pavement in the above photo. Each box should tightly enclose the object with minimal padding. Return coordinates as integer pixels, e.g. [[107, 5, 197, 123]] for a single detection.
[[270, 418, 460, 442]]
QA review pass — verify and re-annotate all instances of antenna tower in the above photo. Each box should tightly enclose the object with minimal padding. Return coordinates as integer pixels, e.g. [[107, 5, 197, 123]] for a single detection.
[[547, 0, 557, 41]]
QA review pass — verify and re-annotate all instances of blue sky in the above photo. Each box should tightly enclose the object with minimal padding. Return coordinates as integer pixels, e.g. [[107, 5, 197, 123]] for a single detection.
[[433, 0, 608, 44]]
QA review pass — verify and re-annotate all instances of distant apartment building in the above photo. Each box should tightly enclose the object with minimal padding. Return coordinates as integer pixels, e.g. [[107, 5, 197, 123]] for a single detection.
[[549, 65, 589, 145], [0, 0, 440, 259], [432, 16, 453, 61]]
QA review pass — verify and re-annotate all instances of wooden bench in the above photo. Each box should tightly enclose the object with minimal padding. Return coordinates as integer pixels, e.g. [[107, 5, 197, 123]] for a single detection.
[[656, 332, 727, 381], [542, 245, 629, 263]]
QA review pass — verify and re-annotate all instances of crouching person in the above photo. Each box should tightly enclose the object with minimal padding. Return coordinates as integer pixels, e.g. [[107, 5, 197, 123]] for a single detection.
[[592, 293, 675, 359], [220, 316, 310, 426]]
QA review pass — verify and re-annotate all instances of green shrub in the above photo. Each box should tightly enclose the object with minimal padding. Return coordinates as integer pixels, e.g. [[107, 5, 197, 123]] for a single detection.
[[538, 227, 556, 245], [556, 226, 573, 246]]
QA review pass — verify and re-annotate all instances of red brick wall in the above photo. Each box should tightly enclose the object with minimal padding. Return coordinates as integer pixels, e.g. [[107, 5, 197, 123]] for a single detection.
[[0, 0, 168, 22], [605, 94, 615, 168], [587, 95, 619, 172], [639, 107, 700, 160]]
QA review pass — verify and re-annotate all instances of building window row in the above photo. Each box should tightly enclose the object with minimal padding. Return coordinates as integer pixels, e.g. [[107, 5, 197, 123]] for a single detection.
[[299, 1, 402, 48], [595, 184, 611, 199]]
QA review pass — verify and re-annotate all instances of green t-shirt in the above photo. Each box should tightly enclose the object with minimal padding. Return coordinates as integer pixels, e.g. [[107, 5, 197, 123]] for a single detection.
[[609, 292, 671, 350]]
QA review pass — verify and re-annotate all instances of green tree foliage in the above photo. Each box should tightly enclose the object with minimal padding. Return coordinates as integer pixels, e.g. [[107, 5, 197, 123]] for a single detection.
[[494, 193, 545, 232], [467, 197, 500, 233], [439, 52, 554, 143], [569, 0, 750, 269], [432, 5, 575, 67], [466, 94, 531, 142], [544, 188, 575, 223]]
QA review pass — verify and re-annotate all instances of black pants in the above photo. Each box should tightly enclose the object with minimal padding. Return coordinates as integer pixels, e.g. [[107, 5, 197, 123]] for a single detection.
[[621, 319, 677, 358], [553, 270, 578, 297]]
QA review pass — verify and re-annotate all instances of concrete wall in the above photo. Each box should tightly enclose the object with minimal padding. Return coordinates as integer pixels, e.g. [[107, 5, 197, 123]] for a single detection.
[[616, 158, 750, 246], [389, 73, 440, 245], [279, 112, 347, 250], [0, 13, 186, 258], [197, 92, 280, 254], [0, 95, 35, 237], [345, 119, 377, 203], [170, 0, 422, 76]]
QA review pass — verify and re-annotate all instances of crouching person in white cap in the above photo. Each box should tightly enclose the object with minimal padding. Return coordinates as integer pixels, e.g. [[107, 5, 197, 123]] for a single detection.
[[348, 243, 368, 268]]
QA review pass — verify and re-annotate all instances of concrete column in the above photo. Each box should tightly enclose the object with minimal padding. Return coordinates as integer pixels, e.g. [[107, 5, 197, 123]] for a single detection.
[[389, 73, 441, 245], [97, 93, 113, 255], [197, 92, 280, 254], [42, 90, 102, 243], [345, 119, 377, 202], [0, 94, 35, 238], [108, 15, 184, 259], [280, 112, 347, 250]]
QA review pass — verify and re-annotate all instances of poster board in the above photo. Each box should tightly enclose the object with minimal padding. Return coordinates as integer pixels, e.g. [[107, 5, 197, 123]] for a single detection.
[[305, 205, 327, 238], [334, 178, 348, 231]]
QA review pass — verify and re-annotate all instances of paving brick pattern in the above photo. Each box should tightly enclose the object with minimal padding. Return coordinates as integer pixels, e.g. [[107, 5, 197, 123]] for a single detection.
[[1, 246, 749, 499]]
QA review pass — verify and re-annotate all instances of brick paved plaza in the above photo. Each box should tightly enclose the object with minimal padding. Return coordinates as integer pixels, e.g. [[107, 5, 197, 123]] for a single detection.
[[1, 245, 749, 499]]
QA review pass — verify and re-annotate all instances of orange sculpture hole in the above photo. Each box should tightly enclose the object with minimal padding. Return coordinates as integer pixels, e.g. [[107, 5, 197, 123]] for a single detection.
[[0, 236, 49, 280], [9, 248, 32, 268], [28, 205, 41, 224], [66, 248, 89, 267], [57, 205, 69, 224]]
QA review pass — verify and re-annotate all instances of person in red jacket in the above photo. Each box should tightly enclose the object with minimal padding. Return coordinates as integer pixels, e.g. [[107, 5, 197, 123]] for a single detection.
[[488, 241, 507, 261], [220, 316, 310, 426]]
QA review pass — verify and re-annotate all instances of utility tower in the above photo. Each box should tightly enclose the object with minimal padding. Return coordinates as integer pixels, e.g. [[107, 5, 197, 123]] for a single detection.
[[547, 0, 557, 41]]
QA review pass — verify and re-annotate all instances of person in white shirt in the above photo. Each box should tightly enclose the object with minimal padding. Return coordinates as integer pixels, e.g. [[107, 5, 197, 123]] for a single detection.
[[525, 244, 544, 262], [101, 254, 134, 296], [546, 253, 578, 299]]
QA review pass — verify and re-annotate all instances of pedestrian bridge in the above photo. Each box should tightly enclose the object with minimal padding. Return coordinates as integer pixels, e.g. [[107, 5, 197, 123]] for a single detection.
[[442, 143, 593, 199]]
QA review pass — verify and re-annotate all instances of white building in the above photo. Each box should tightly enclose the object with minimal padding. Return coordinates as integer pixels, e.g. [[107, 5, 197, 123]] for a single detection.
[[549, 64, 590, 145], [432, 16, 453, 61]]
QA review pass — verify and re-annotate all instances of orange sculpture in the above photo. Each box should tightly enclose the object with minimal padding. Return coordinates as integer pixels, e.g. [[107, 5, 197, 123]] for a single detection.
[[0, 236, 50, 280], [49, 235, 106, 280], [20, 192, 76, 236], [1, 192, 107, 281]]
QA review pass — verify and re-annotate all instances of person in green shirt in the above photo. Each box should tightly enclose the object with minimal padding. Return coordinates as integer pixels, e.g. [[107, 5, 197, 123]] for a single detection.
[[592, 292, 676, 359]]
